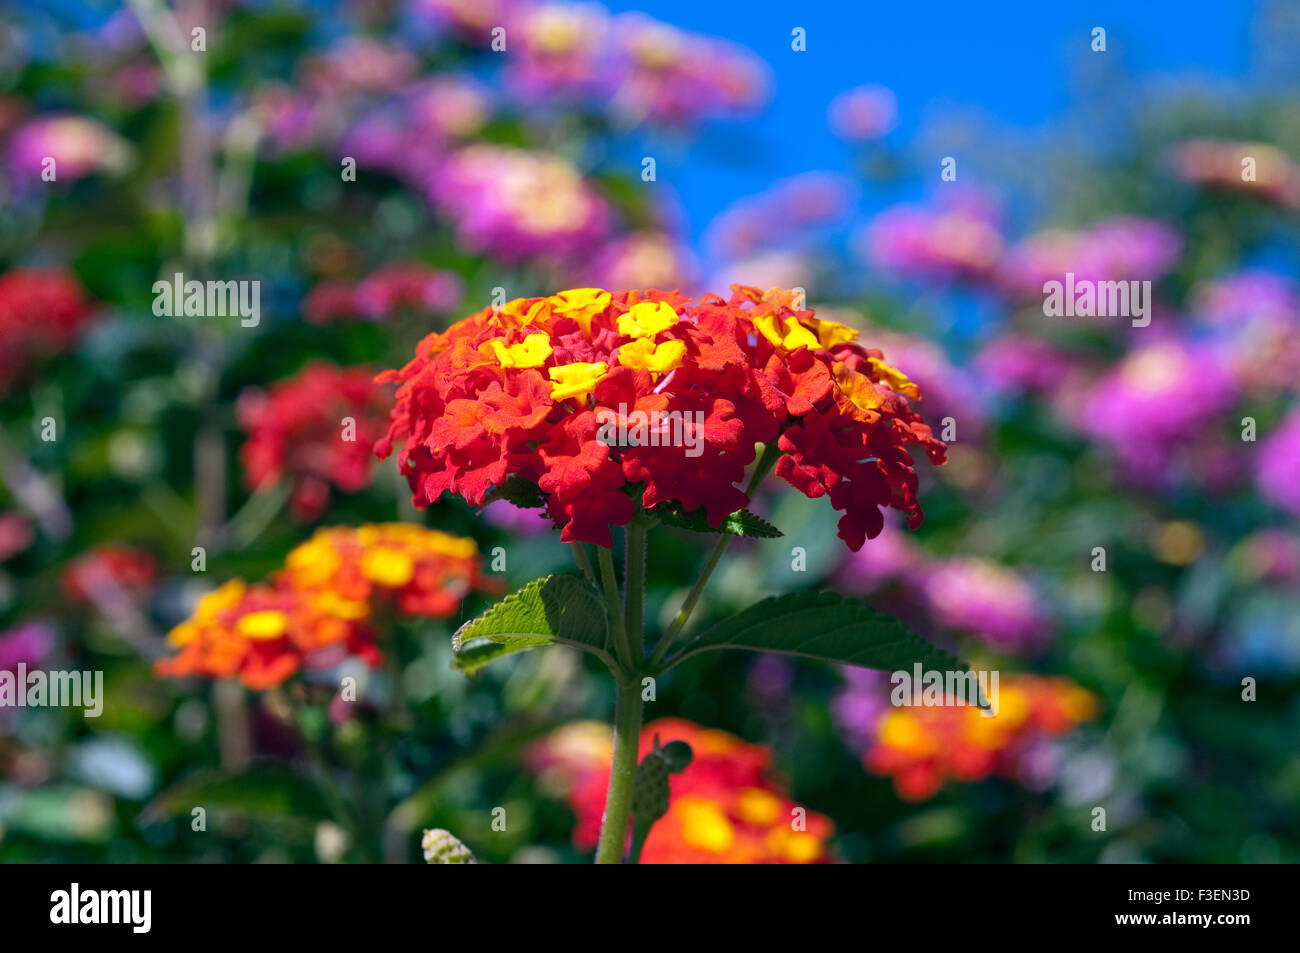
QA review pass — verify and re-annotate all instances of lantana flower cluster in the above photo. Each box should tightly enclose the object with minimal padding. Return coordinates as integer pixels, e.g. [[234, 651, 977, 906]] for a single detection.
[[834, 671, 1098, 801], [61, 544, 159, 603], [156, 524, 493, 689], [377, 286, 946, 549], [237, 362, 392, 521], [526, 718, 834, 863], [0, 268, 95, 397]]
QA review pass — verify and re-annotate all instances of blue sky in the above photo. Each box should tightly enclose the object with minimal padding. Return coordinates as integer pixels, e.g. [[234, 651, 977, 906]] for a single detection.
[[604, 0, 1262, 244]]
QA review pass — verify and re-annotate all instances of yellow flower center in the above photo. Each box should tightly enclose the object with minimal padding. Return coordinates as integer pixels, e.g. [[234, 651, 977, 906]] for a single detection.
[[676, 796, 735, 854], [735, 787, 782, 826], [236, 610, 289, 641], [360, 547, 415, 587]]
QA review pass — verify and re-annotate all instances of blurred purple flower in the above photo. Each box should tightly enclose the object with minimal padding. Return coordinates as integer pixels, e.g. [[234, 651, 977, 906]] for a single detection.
[[481, 500, 552, 536], [999, 217, 1181, 298], [857, 193, 1004, 282], [431, 144, 612, 263], [1257, 409, 1300, 518], [5, 114, 129, 186], [920, 558, 1051, 654], [975, 333, 1078, 397], [1078, 339, 1237, 479], [0, 621, 55, 672]]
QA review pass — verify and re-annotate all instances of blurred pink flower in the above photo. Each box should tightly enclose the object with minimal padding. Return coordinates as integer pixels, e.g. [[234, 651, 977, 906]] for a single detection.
[[5, 114, 130, 185], [1193, 271, 1300, 396], [506, 2, 611, 102], [609, 13, 769, 126], [857, 194, 1004, 282], [975, 333, 1078, 398], [480, 499, 552, 536], [1078, 339, 1236, 479], [0, 621, 55, 673], [0, 511, 34, 562], [431, 145, 612, 263], [999, 217, 1181, 298], [920, 558, 1051, 654], [1257, 409, 1300, 518], [828, 84, 898, 142]]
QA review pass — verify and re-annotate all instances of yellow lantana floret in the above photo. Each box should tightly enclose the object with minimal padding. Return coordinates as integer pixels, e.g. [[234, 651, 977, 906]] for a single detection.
[[549, 288, 611, 336], [617, 337, 686, 376], [754, 313, 819, 351], [548, 361, 608, 402], [617, 300, 678, 338], [488, 332, 553, 369]]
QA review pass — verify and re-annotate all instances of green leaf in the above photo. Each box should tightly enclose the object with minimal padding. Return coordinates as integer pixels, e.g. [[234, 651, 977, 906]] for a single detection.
[[481, 475, 546, 510], [664, 590, 964, 673], [140, 768, 332, 827], [656, 505, 783, 538], [451, 574, 612, 673]]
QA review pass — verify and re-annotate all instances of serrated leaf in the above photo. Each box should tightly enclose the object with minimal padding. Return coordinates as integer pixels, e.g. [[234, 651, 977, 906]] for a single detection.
[[664, 590, 964, 674], [656, 505, 783, 538], [451, 574, 611, 673]]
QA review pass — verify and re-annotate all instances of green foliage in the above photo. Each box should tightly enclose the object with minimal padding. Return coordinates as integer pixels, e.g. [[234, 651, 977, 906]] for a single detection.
[[665, 591, 964, 674], [655, 505, 783, 538], [451, 574, 611, 673]]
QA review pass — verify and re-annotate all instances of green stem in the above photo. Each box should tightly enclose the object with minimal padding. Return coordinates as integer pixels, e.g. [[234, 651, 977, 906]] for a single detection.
[[571, 542, 596, 586], [624, 521, 647, 662], [645, 441, 781, 671], [597, 547, 631, 669], [594, 678, 643, 864]]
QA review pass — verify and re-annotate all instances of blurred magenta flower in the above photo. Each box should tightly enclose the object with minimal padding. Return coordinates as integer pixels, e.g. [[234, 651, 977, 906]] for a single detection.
[[609, 12, 769, 126], [828, 84, 898, 142], [1077, 339, 1236, 480], [857, 193, 1004, 282], [480, 499, 553, 536], [920, 557, 1051, 654], [836, 518, 929, 593], [506, 2, 611, 102], [431, 144, 612, 262], [999, 217, 1181, 298], [0, 621, 55, 673], [5, 114, 130, 186], [1257, 409, 1300, 518], [1193, 270, 1300, 396], [975, 333, 1078, 398]]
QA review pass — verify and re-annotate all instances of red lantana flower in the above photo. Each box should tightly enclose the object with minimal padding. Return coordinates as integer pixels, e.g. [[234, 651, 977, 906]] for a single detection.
[[377, 286, 945, 549], [0, 267, 95, 397], [237, 362, 392, 520]]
